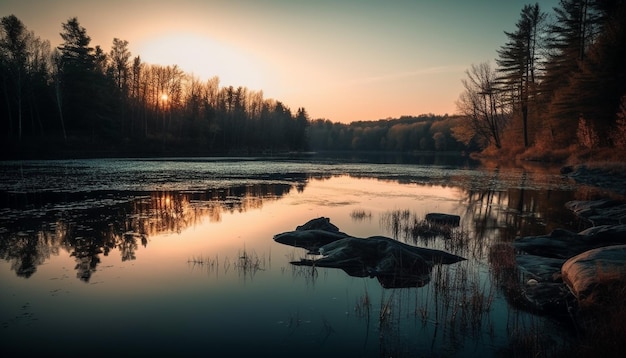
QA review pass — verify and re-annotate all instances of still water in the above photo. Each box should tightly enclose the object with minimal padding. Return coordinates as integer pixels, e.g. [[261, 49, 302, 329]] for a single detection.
[[0, 155, 616, 357]]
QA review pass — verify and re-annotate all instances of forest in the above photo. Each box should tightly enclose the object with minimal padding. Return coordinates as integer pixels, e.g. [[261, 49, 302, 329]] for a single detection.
[[454, 0, 626, 161], [1, 0, 625, 160], [0, 17, 309, 158], [307, 114, 471, 152]]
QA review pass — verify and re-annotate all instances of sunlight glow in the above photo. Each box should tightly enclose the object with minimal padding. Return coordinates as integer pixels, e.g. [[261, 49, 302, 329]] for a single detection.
[[137, 32, 268, 90]]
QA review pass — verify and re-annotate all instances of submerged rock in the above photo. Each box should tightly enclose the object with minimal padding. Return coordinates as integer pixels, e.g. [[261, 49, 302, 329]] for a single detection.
[[561, 244, 626, 306], [516, 254, 566, 281], [295, 216, 344, 233], [425, 213, 460, 226], [273, 217, 466, 288], [522, 281, 574, 315], [514, 225, 626, 259], [565, 199, 626, 226], [273, 217, 349, 254], [513, 199, 626, 316], [273, 229, 347, 254]]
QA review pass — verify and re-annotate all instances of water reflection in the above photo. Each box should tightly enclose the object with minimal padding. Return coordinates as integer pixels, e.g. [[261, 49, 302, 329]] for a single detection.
[[0, 183, 294, 281], [2, 158, 622, 357], [0, 174, 600, 283], [0, 159, 618, 286]]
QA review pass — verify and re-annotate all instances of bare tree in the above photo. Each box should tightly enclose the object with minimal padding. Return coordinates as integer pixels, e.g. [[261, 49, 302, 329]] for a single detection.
[[454, 62, 509, 149]]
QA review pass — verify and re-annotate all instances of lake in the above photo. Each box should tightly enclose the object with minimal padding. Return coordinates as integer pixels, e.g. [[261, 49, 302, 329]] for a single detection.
[[0, 154, 617, 357]]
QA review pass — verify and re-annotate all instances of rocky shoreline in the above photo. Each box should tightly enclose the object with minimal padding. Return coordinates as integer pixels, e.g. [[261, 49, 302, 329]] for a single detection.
[[561, 163, 626, 196], [511, 197, 626, 333]]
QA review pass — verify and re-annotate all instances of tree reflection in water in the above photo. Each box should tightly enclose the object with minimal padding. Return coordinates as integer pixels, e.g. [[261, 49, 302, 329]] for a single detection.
[[0, 183, 295, 281]]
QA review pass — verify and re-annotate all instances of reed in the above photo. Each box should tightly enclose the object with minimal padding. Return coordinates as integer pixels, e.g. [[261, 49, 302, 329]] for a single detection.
[[354, 287, 372, 319], [379, 209, 471, 258], [350, 208, 372, 221], [235, 246, 265, 277], [187, 254, 219, 275], [379, 290, 395, 328], [187, 254, 217, 266]]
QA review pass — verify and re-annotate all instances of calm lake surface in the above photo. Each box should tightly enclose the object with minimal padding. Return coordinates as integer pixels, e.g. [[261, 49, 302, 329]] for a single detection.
[[0, 154, 619, 357]]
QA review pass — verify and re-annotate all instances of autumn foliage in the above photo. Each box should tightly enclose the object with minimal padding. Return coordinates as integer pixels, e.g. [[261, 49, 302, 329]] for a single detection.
[[454, 0, 626, 162]]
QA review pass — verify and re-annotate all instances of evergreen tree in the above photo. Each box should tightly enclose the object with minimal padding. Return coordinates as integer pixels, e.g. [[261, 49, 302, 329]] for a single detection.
[[0, 15, 28, 141], [540, 0, 602, 147], [1, 15, 54, 142], [57, 17, 102, 136], [496, 3, 546, 148]]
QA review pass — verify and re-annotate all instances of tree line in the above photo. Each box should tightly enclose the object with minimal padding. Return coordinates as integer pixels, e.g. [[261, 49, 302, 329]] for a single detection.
[[454, 0, 626, 157], [308, 114, 471, 152], [0, 16, 309, 158], [5, 1, 623, 160]]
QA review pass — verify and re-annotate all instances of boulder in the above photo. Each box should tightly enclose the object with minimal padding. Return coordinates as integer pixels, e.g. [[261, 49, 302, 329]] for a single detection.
[[273, 229, 347, 254], [522, 281, 574, 315], [425, 213, 460, 226], [513, 254, 575, 315], [296, 217, 343, 233], [514, 225, 626, 259], [273, 217, 349, 254], [514, 229, 591, 259], [512, 199, 626, 316], [561, 244, 626, 305], [289, 236, 465, 288], [274, 217, 466, 288], [516, 254, 566, 281], [565, 199, 626, 226]]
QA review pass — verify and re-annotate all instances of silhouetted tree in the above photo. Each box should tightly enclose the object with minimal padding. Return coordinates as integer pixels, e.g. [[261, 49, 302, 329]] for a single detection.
[[539, 0, 604, 147], [292, 107, 310, 150], [1, 15, 55, 143], [565, 1, 626, 146], [1, 15, 314, 158], [110, 38, 130, 92], [455, 62, 509, 149], [496, 3, 546, 148], [57, 17, 102, 136], [0, 15, 28, 141]]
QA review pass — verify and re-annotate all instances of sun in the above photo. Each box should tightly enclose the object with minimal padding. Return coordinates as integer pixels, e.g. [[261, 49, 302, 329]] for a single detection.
[[160, 94, 168, 102]]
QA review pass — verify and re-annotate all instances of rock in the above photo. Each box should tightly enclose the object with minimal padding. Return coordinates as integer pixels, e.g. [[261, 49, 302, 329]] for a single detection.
[[516, 254, 566, 281], [512, 199, 626, 316], [425, 213, 460, 226], [514, 225, 626, 259], [296, 217, 342, 233], [273, 217, 350, 253], [578, 224, 626, 243], [513, 254, 575, 315], [566, 165, 626, 196], [514, 229, 589, 259], [273, 229, 347, 254], [522, 281, 574, 315], [289, 236, 465, 288], [561, 244, 626, 306], [565, 199, 626, 226], [274, 218, 466, 288]]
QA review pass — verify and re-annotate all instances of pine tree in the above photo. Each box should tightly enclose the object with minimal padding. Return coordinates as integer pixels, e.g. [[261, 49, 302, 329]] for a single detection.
[[497, 3, 546, 148], [540, 0, 602, 147]]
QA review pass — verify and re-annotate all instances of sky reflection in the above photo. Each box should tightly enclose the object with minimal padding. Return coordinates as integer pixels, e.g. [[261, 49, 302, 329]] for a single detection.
[[0, 159, 595, 356]]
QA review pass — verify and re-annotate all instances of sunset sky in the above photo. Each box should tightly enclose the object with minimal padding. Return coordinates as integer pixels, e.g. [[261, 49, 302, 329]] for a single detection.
[[1, 0, 559, 123]]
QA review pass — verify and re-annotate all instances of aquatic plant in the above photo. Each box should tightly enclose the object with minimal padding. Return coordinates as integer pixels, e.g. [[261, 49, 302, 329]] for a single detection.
[[235, 246, 265, 278], [350, 208, 372, 221]]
